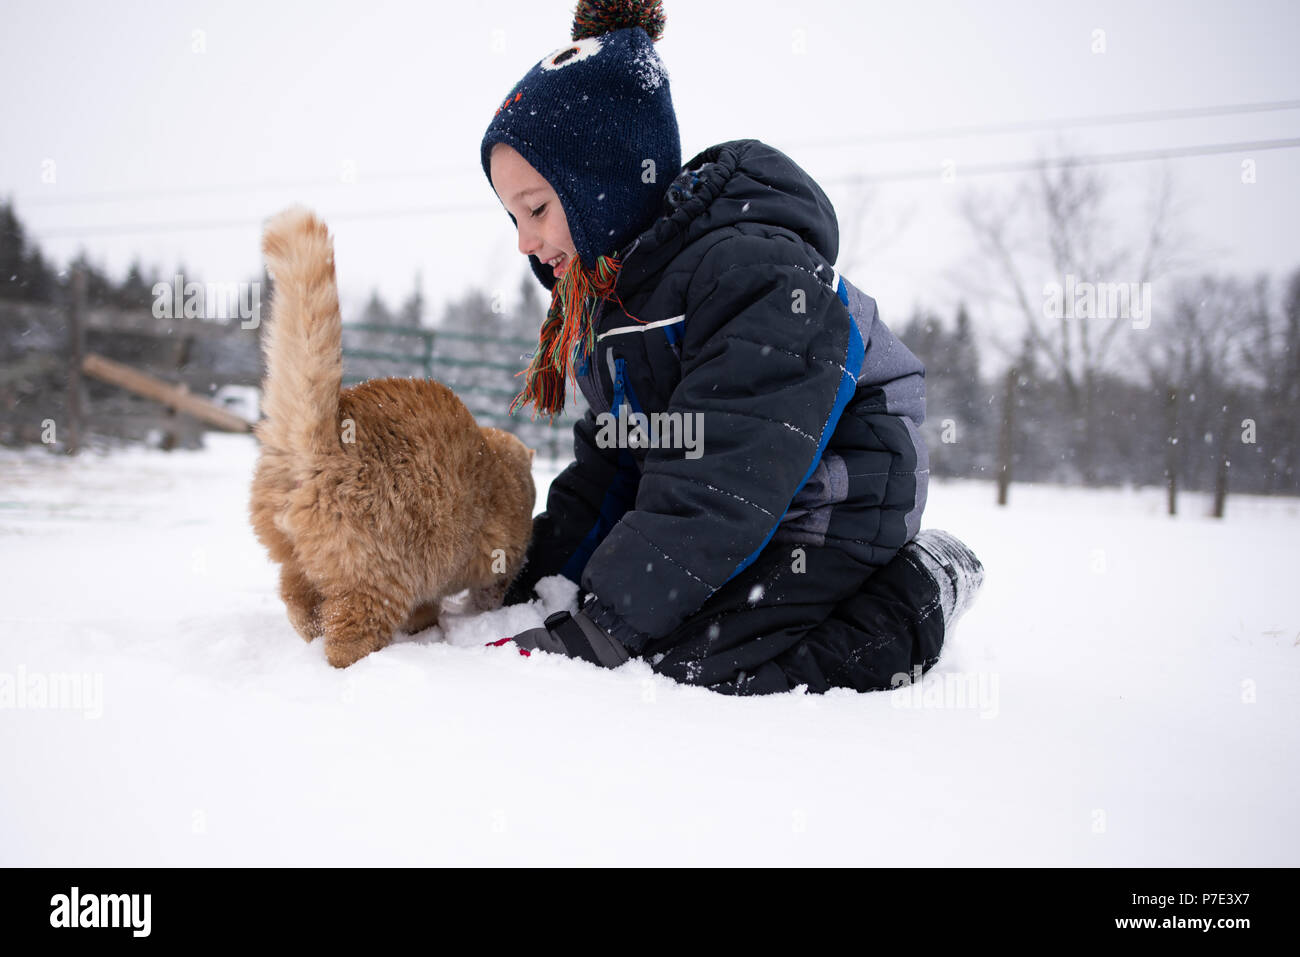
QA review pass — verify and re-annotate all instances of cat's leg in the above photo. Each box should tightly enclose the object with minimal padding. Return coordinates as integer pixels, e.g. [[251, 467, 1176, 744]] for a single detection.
[[280, 560, 323, 641], [318, 586, 409, 668], [401, 600, 441, 634], [251, 492, 321, 640]]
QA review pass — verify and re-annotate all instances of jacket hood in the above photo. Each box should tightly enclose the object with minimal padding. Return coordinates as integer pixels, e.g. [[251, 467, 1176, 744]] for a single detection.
[[612, 138, 840, 298]]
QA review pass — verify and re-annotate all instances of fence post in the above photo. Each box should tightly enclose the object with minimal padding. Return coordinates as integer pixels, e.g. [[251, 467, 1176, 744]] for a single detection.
[[160, 335, 195, 451], [1212, 393, 1233, 519], [1164, 385, 1178, 516], [423, 330, 434, 380], [996, 364, 1016, 506], [64, 266, 88, 455]]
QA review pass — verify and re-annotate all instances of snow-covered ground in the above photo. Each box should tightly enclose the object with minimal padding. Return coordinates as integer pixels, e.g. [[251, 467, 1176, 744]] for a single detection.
[[1, 433, 1296, 866]]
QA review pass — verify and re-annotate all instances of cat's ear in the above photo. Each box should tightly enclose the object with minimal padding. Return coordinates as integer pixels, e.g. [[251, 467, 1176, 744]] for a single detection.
[[527, 447, 536, 461]]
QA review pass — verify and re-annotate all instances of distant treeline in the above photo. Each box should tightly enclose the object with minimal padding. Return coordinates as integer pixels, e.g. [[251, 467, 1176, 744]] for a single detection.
[[895, 272, 1300, 500], [0, 199, 566, 453], [3, 198, 1297, 504]]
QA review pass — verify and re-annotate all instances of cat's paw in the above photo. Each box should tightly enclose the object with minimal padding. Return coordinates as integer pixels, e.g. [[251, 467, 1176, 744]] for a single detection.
[[470, 579, 510, 613], [324, 635, 382, 668], [401, 601, 441, 634]]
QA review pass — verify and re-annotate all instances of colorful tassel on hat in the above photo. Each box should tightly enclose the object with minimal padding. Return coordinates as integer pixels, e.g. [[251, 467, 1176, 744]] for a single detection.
[[509, 252, 630, 420]]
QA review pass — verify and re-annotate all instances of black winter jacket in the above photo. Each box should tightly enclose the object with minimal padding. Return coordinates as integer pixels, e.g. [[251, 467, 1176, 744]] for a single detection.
[[505, 139, 930, 654]]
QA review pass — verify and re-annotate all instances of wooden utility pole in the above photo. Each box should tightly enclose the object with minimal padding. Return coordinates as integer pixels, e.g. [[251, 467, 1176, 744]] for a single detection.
[[1212, 395, 1233, 519], [996, 365, 1016, 506], [65, 266, 88, 454], [1164, 386, 1178, 516]]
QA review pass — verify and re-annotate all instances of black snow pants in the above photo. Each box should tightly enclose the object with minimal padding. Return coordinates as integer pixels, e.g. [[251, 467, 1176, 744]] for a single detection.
[[635, 540, 945, 696]]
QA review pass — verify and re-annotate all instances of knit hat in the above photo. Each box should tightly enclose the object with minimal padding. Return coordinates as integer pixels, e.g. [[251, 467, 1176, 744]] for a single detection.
[[481, 0, 681, 419]]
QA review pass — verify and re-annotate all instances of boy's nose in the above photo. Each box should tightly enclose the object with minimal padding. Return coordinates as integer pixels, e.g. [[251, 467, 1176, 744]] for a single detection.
[[517, 227, 541, 259]]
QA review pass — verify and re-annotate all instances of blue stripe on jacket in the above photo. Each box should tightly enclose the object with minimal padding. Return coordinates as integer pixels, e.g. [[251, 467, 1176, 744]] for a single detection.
[[720, 277, 866, 584], [559, 356, 642, 583]]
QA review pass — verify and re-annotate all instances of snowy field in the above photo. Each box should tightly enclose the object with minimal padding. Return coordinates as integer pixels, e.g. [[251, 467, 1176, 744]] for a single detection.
[[1, 433, 1297, 866]]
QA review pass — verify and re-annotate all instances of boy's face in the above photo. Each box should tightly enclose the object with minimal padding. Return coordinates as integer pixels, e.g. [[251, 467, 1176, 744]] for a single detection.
[[490, 142, 577, 279]]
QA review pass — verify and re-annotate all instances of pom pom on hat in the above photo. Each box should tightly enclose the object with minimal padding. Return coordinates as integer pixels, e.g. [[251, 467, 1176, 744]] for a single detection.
[[572, 0, 666, 42]]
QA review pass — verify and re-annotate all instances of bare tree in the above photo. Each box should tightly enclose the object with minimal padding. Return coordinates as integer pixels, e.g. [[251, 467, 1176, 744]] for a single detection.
[[1135, 275, 1228, 513], [1239, 267, 1300, 493], [1135, 273, 1265, 516], [951, 136, 1195, 485]]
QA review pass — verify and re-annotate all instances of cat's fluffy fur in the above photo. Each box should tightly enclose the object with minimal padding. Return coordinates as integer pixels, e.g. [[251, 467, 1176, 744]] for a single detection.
[[249, 206, 535, 667]]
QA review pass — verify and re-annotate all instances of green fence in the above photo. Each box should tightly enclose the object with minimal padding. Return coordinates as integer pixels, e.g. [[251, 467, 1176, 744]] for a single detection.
[[340, 322, 577, 460]]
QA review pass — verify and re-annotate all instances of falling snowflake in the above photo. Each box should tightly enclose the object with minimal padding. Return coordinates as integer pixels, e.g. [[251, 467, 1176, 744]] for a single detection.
[[747, 584, 765, 603]]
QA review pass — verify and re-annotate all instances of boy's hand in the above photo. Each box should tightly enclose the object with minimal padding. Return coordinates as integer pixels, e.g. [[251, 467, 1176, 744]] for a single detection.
[[490, 598, 630, 668]]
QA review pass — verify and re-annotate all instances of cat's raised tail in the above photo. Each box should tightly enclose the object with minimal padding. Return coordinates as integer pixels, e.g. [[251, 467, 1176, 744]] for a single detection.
[[257, 206, 344, 462]]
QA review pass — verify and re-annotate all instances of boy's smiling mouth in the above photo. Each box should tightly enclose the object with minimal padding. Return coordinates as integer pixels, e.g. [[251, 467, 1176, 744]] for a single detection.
[[545, 252, 569, 275]]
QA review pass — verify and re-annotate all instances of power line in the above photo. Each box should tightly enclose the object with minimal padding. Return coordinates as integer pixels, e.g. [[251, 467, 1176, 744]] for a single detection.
[[795, 97, 1300, 151], [13, 97, 1300, 209], [25, 136, 1300, 240], [825, 136, 1300, 186], [30, 201, 497, 238], [14, 165, 472, 208]]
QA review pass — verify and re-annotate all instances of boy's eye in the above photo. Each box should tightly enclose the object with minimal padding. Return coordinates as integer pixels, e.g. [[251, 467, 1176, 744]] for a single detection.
[[529, 204, 546, 218]]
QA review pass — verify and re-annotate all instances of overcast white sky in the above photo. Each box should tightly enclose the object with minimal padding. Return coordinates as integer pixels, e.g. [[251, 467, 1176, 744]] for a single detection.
[[2, 0, 1297, 356]]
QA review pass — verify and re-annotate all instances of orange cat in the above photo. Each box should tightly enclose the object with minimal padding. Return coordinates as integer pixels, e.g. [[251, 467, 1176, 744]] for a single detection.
[[249, 206, 536, 667]]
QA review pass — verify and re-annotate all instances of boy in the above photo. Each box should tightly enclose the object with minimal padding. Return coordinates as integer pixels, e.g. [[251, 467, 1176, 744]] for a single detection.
[[481, 0, 984, 695]]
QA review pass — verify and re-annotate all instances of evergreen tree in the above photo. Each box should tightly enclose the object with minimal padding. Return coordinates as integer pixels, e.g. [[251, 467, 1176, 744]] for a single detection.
[[66, 250, 119, 308], [359, 288, 396, 326], [116, 259, 154, 309], [898, 305, 991, 476], [23, 246, 56, 303], [0, 201, 31, 301], [512, 269, 547, 342], [398, 272, 424, 327]]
